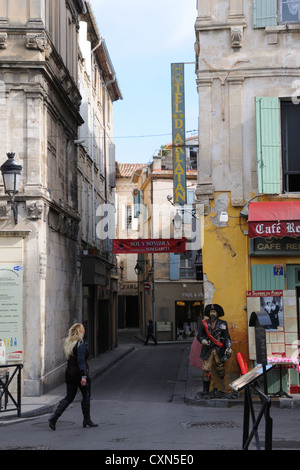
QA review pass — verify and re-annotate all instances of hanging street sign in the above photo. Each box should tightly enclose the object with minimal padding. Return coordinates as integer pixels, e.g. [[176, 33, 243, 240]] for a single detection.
[[113, 238, 187, 254]]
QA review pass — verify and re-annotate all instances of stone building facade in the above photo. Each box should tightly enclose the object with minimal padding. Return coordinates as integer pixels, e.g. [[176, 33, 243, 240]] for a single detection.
[[114, 139, 203, 340], [0, 0, 84, 397], [78, 3, 122, 357], [195, 0, 300, 392], [115, 163, 148, 329]]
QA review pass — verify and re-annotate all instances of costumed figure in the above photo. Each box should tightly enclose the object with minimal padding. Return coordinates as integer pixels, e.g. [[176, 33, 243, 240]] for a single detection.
[[197, 304, 232, 397]]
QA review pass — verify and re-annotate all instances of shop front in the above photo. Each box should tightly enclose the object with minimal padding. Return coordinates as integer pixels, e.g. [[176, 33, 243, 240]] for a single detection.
[[154, 281, 204, 341], [247, 201, 300, 394]]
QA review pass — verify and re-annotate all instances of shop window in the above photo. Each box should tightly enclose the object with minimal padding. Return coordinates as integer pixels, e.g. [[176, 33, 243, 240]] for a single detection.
[[253, 0, 300, 28]]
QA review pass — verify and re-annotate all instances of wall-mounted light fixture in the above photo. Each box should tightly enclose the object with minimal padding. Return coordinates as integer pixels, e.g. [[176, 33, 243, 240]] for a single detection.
[[134, 260, 143, 276], [173, 211, 182, 232], [0, 152, 22, 225]]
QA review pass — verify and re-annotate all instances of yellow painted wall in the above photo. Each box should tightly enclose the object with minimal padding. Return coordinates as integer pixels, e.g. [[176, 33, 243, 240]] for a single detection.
[[202, 195, 249, 387], [203, 194, 300, 389]]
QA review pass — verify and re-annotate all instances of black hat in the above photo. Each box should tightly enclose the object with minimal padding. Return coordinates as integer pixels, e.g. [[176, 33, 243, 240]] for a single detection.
[[204, 304, 224, 318]]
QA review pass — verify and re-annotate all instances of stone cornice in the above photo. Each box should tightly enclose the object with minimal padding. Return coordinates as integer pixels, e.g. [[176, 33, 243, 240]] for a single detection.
[[0, 230, 31, 238]]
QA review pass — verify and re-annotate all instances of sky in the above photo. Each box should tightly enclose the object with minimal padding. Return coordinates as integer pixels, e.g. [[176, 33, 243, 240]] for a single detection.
[[88, 0, 199, 164]]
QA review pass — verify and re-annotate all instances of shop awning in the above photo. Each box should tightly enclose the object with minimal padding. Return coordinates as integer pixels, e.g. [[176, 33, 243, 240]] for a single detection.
[[248, 201, 300, 238]]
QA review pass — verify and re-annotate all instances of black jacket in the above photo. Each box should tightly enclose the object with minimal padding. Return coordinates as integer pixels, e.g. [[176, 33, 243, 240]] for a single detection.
[[197, 318, 232, 361], [65, 341, 89, 384]]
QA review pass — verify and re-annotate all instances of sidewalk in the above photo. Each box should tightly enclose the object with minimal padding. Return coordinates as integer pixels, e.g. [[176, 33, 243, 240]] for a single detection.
[[1, 334, 300, 423], [0, 341, 135, 423]]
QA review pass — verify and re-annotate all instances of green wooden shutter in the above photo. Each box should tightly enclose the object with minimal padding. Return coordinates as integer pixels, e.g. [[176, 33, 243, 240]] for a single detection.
[[251, 264, 285, 290], [255, 97, 281, 194], [252, 0, 277, 28]]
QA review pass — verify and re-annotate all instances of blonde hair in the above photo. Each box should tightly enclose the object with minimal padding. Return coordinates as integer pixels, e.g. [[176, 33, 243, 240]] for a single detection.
[[64, 323, 84, 359]]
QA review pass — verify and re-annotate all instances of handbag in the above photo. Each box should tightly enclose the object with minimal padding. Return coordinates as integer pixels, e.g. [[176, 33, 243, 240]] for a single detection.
[[189, 334, 203, 370]]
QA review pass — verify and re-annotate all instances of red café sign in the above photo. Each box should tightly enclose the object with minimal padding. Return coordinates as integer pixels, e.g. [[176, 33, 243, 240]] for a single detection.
[[248, 220, 300, 239], [248, 201, 300, 239], [113, 238, 187, 254]]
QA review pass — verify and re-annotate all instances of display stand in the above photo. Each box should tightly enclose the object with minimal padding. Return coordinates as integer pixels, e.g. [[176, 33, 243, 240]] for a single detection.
[[230, 311, 274, 450], [230, 364, 275, 450]]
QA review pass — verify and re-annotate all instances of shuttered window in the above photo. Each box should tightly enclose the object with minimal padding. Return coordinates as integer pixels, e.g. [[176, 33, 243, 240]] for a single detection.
[[281, 101, 300, 192], [252, 0, 277, 27], [251, 264, 285, 290], [169, 253, 180, 280], [133, 190, 141, 218], [255, 97, 281, 194]]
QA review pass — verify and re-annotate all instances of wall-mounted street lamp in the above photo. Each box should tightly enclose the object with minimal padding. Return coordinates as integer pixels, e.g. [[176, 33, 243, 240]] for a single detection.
[[134, 260, 143, 276], [173, 211, 182, 232], [0, 153, 22, 225]]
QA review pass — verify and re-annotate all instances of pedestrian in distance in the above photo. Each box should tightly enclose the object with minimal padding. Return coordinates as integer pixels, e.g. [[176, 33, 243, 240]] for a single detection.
[[48, 323, 98, 430], [144, 319, 158, 345]]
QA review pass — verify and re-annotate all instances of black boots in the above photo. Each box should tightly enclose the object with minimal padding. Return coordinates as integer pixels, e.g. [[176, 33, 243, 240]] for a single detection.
[[49, 399, 98, 429], [81, 402, 98, 428], [48, 399, 69, 430]]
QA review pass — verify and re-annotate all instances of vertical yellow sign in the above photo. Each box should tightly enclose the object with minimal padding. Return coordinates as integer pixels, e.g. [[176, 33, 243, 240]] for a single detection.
[[171, 63, 186, 205]]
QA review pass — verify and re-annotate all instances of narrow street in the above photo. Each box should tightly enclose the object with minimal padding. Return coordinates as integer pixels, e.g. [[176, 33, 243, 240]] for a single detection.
[[1, 331, 300, 454]]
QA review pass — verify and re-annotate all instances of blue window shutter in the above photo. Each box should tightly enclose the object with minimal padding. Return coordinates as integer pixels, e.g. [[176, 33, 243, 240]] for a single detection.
[[251, 264, 284, 290], [253, 0, 277, 28], [169, 253, 179, 280], [255, 96, 281, 194]]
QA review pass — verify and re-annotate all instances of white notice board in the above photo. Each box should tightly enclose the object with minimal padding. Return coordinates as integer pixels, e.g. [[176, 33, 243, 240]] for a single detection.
[[0, 264, 23, 362]]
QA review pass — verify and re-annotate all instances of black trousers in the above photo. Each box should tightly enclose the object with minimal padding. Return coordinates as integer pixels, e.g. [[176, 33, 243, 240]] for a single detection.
[[145, 334, 157, 344], [64, 378, 90, 405]]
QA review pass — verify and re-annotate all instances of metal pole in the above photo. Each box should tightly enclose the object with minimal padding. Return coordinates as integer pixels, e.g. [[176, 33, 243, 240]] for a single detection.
[[17, 364, 22, 417]]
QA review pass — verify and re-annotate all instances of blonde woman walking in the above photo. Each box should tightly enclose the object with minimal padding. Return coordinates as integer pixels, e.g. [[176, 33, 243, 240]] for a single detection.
[[48, 323, 98, 430]]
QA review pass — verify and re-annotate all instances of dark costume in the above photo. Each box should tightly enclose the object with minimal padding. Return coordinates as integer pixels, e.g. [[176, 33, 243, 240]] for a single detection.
[[197, 304, 232, 395], [269, 301, 279, 329], [49, 341, 97, 430], [144, 319, 157, 345]]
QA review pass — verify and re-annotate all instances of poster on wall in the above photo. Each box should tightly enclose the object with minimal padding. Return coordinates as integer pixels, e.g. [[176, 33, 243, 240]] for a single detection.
[[246, 290, 298, 361], [0, 264, 23, 362], [259, 293, 283, 330]]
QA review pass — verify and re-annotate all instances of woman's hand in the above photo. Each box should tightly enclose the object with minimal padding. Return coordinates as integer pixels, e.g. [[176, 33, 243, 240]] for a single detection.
[[81, 377, 87, 387]]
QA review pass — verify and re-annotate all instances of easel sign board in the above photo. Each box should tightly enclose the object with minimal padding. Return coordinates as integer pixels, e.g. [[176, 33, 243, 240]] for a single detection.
[[230, 364, 275, 392]]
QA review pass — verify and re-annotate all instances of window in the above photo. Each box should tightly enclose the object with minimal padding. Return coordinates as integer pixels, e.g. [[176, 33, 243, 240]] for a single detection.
[[255, 97, 300, 194], [187, 147, 198, 171], [180, 252, 195, 279], [281, 1, 300, 22], [169, 250, 202, 280], [126, 205, 132, 230], [253, 0, 300, 28], [281, 101, 300, 192]]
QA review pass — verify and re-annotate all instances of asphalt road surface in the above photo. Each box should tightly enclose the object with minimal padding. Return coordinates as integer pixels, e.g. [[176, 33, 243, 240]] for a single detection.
[[1, 331, 300, 455]]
